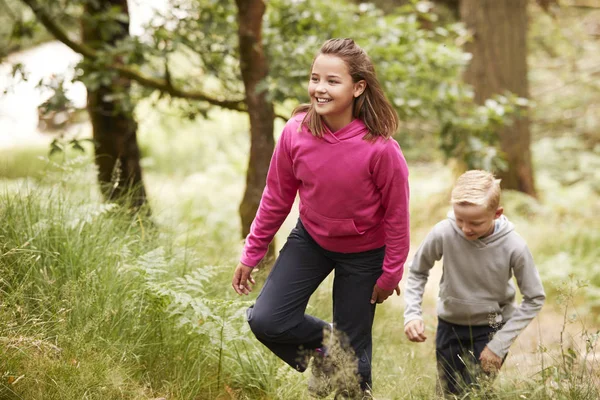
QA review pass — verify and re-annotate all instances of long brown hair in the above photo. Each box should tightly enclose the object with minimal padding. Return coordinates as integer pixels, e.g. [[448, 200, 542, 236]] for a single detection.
[[293, 38, 399, 141]]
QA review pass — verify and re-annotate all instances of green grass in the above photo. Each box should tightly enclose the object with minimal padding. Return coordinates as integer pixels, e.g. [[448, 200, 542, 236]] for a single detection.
[[1, 127, 599, 399], [0, 146, 52, 179], [2, 2, 600, 396], [1, 93, 599, 399], [0, 178, 260, 399]]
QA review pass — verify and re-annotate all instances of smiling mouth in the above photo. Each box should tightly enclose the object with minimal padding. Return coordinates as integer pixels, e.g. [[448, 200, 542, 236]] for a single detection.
[[316, 98, 332, 103]]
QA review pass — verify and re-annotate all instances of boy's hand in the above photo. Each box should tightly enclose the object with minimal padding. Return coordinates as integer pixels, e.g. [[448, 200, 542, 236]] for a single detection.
[[479, 346, 502, 373], [404, 320, 427, 342], [232, 262, 255, 295], [370, 283, 400, 304]]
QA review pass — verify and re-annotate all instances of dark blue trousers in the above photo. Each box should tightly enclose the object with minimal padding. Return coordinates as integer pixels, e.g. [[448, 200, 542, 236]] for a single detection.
[[436, 318, 505, 396], [246, 219, 385, 389]]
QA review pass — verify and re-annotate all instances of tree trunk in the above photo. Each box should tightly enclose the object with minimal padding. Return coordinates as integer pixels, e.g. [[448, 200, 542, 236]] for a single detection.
[[235, 0, 276, 262], [81, 0, 147, 209], [460, 0, 536, 197]]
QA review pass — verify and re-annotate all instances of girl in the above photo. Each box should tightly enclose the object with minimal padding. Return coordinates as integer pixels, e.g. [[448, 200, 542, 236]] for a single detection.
[[232, 38, 410, 398]]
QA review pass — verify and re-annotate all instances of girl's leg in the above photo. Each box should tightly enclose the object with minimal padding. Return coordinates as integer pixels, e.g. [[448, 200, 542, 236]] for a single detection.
[[247, 221, 334, 371], [330, 247, 385, 391]]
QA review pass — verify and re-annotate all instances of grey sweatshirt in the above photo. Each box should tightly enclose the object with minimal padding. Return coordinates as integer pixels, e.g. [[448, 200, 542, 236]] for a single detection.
[[403, 213, 545, 358]]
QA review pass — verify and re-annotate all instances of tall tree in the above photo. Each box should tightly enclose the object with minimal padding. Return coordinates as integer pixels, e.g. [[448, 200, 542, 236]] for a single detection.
[[460, 0, 537, 196], [234, 0, 276, 260], [81, 0, 147, 209]]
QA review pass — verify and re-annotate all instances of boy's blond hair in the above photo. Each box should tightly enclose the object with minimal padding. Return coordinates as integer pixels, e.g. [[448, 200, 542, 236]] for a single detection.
[[451, 170, 501, 210]]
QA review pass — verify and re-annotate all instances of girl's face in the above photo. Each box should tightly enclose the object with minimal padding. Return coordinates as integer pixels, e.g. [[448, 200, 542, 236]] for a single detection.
[[308, 54, 366, 131]]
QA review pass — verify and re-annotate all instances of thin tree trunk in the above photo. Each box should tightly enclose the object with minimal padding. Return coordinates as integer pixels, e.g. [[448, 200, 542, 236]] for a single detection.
[[235, 0, 276, 262], [82, 0, 147, 209], [460, 0, 536, 196]]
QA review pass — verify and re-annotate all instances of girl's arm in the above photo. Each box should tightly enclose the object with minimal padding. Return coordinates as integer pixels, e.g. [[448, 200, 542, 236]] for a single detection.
[[372, 140, 410, 291], [240, 125, 300, 267]]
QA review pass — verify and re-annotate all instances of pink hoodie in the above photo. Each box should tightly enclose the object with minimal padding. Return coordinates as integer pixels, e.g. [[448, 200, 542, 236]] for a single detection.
[[240, 113, 410, 290]]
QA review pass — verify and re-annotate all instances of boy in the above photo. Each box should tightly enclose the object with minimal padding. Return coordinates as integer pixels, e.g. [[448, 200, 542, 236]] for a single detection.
[[403, 170, 545, 396]]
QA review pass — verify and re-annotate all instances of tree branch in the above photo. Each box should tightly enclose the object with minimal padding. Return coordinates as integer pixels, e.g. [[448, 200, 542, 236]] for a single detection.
[[19, 0, 247, 112], [567, 4, 600, 8], [0, 0, 19, 21], [564, 0, 600, 8]]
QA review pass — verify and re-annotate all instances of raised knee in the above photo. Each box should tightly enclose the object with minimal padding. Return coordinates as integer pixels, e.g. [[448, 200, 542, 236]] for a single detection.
[[247, 306, 280, 339]]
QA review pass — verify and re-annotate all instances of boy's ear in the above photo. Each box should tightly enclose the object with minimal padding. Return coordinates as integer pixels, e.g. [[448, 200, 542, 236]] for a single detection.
[[494, 207, 504, 219], [353, 80, 366, 98]]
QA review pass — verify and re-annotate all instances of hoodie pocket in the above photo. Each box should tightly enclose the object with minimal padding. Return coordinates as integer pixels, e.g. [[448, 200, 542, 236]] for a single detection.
[[303, 205, 363, 237], [438, 296, 502, 325]]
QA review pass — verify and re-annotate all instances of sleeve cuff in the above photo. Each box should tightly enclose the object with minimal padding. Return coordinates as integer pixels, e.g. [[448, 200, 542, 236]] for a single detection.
[[403, 316, 423, 327], [486, 338, 508, 358], [240, 255, 259, 268], [376, 274, 401, 291]]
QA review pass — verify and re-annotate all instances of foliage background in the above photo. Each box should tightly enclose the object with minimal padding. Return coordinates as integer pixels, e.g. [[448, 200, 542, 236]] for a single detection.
[[0, 0, 599, 399]]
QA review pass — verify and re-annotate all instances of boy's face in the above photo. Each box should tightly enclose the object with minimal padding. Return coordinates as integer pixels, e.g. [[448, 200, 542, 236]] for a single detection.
[[453, 203, 503, 241]]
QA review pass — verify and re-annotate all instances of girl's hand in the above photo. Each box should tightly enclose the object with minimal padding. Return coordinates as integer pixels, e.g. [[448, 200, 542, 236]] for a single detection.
[[370, 283, 400, 304], [479, 346, 502, 374], [232, 262, 255, 295], [404, 320, 427, 342]]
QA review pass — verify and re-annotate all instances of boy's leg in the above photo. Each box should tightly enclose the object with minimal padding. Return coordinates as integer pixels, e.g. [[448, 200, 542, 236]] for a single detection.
[[436, 319, 503, 395], [435, 318, 464, 396], [460, 326, 505, 388], [247, 221, 334, 371], [330, 246, 385, 392]]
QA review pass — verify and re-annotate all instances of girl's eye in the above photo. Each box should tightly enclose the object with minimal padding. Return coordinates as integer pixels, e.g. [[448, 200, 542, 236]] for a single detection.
[[328, 80, 338, 84]]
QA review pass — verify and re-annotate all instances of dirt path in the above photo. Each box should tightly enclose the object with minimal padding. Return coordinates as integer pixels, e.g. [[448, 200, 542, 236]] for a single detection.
[[0, 42, 83, 150], [0, 0, 168, 151]]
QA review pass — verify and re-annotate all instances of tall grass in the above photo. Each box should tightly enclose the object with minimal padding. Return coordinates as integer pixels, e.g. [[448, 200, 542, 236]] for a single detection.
[[0, 168, 303, 399], [0, 106, 598, 399]]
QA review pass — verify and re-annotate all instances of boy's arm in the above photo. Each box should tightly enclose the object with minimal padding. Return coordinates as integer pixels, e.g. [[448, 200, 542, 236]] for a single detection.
[[404, 225, 444, 325], [486, 245, 546, 358]]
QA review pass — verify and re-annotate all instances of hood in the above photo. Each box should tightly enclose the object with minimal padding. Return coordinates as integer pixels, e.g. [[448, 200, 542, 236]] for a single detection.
[[321, 118, 369, 144], [446, 210, 514, 248]]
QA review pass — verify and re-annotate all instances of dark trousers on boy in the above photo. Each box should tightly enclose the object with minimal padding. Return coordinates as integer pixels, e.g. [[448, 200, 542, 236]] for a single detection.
[[246, 219, 385, 391], [436, 318, 505, 396]]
